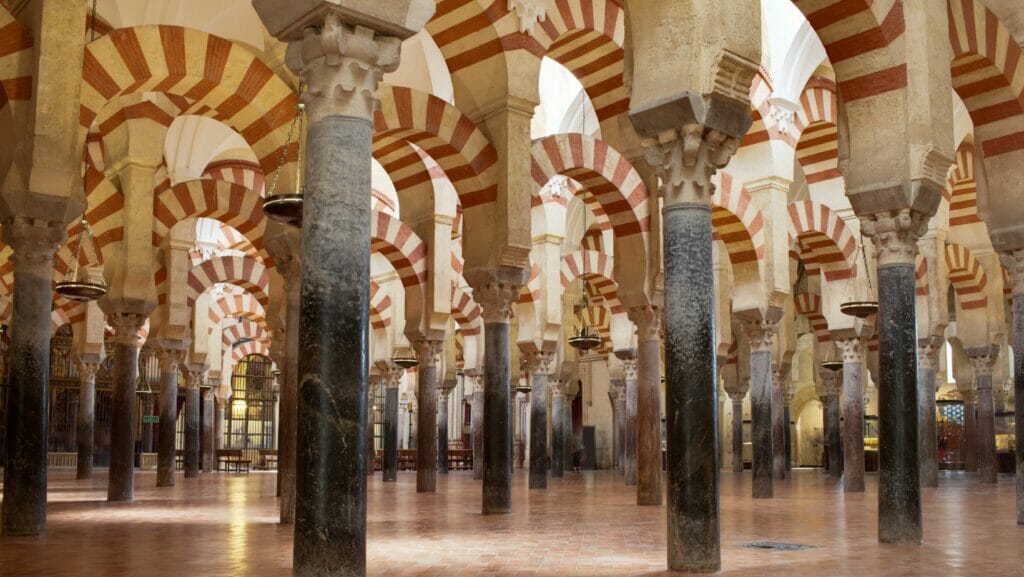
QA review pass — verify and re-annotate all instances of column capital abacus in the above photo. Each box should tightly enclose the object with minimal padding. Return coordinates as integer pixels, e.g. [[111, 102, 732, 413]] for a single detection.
[[1, 216, 66, 268], [184, 368, 208, 390], [860, 209, 929, 266], [917, 337, 943, 371], [1004, 249, 1024, 297], [412, 339, 444, 368], [742, 320, 779, 354], [727, 390, 746, 404], [640, 125, 741, 207], [523, 350, 555, 375], [966, 348, 999, 384], [627, 304, 662, 343], [549, 379, 567, 398], [475, 280, 520, 325], [285, 13, 401, 124], [835, 337, 866, 364], [109, 313, 147, 347]]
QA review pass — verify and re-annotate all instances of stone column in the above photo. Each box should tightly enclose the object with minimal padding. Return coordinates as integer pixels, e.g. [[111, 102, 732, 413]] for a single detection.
[[819, 368, 843, 478], [269, 12, 418, 575], [75, 360, 101, 479], [526, 351, 553, 489], [728, 392, 745, 473], [1008, 250, 1024, 525], [771, 366, 787, 481], [918, 338, 941, 487], [157, 348, 184, 487], [610, 378, 627, 475], [0, 219, 63, 536], [202, 388, 215, 472], [382, 370, 400, 482], [107, 313, 147, 502], [862, 210, 924, 545], [475, 281, 519, 514], [215, 396, 226, 451], [277, 243, 300, 522], [366, 377, 376, 477], [513, 390, 527, 469], [413, 340, 443, 493], [438, 383, 452, 475], [183, 368, 205, 478], [469, 371, 484, 480], [409, 398, 418, 449], [962, 388, 978, 473], [784, 390, 793, 472], [967, 349, 998, 484], [622, 354, 639, 486], [564, 385, 576, 471], [629, 305, 664, 506], [744, 321, 777, 499], [550, 379, 567, 478], [835, 337, 866, 493], [644, 127, 739, 572], [141, 394, 155, 454]]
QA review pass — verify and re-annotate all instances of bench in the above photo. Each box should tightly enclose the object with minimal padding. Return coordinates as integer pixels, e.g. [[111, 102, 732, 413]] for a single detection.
[[257, 449, 278, 470], [175, 449, 185, 470], [398, 449, 417, 470], [216, 449, 251, 473], [447, 449, 473, 471]]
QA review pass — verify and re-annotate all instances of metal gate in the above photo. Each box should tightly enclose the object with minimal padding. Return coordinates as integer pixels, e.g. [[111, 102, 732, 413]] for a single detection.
[[225, 354, 277, 463]]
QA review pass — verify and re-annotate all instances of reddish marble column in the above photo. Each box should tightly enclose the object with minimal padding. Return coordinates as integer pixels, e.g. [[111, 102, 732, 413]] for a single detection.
[[917, 339, 941, 488], [628, 307, 663, 506], [771, 367, 786, 481], [413, 339, 443, 493], [75, 360, 101, 480], [107, 313, 147, 502], [967, 349, 998, 484], [157, 349, 184, 487]]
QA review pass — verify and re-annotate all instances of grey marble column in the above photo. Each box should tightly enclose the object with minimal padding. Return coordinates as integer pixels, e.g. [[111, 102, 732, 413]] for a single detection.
[[967, 349, 998, 484], [413, 340, 443, 492], [622, 355, 638, 486], [918, 339, 941, 487], [630, 308, 664, 506], [819, 369, 843, 478], [75, 361, 101, 479], [215, 397, 225, 451], [366, 378, 377, 477], [962, 389, 978, 473], [866, 212, 922, 545], [1011, 252, 1024, 525], [278, 245, 300, 522], [382, 373, 400, 482], [526, 352, 553, 489], [108, 313, 147, 502], [0, 219, 64, 537], [771, 367, 786, 481], [836, 337, 866, 493], [551, 380, 567, 478], [141, 395, 155, 454], [157, 349, 183, 487], [784, 396, 793, 472], [470, 372, 484, 480], [183, 369, 204, 478], [729, 392, 745, 473], [610, 378, 626, 475], [564, 388, 574, 471], [745, 321, 776, 499], [438, 385, 452, 475], [202, 388, 215, 473]]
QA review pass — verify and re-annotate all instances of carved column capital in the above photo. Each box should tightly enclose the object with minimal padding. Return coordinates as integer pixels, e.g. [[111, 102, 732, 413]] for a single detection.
[[109, 313, 147, 346], [621, 356, 639, 381], [185, 369, 208, 390], [2, 216, 66, 269], [609, 378, 626, 401], [285, 12, 402, 124], [860, 209, 929, 266], [523, 350, 555, 375], [467, 372, 484, 394], [967, 351, 998, 384], [727, 390, 746, 404], [742, 320, 779, 354], [383, 367, 404, 390], [476, 281, 519, 324], [816, 369, 840, 396], [1005, 249, 1024, 297], [157, 348, 185, 374], [549, 379, 567, 398], [917, 338, 943, 371], [412, 339, 444, 368], [835, 337, 866, 364], [641, 125, 741, 207], [75, 360, 101, 384], [627, 305, 662, 342]]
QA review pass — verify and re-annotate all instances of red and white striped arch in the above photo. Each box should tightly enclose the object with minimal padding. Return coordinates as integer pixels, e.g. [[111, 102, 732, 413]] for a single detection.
[[794, 292, 830, 343], [79, 26, 298, 173], [916, 254, 929, 297], [152, 179, 266, 252], [231, 341, 272, 364], [209, 292, 268, 332], [222, 318, 270, 348], [371, 210, 428, 288], [794, 79, 842, 185], [948, 0, 1024, 159], [531, 133, 649, 240], [945, 242, 988, 310], [711, 173, 766, 267], [369, 280, 393, 332], [374, 85, 497, 209], [187, 255, 269, 309], [788, 201, 858, 281], [202, 160, 265, 197], [560, 250, 621, 314], [518, 262, 543, 307], [451, 284, 483, 337], [0, 5, 32, 177], [946, 143, 981, 228]]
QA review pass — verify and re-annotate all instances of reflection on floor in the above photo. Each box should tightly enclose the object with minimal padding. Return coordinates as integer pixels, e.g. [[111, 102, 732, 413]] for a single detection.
[[1, 469, 1022, 576]]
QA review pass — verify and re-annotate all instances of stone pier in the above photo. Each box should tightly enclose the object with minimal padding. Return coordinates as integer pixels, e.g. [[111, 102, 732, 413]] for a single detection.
[[967, 348, 998, 484], [108, 313, 147, 502], [836, 337, 866, 493], [745, 320, 777, 499], [183, 368, 205, 479], [75, 359, 101, 479], [918, 339, 941, 487], [630, 306, 663, 506], [157, 349, 183, 487], [413, 339, 443, 493]]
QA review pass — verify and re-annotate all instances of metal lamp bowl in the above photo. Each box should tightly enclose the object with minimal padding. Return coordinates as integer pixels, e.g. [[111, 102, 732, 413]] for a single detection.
[[263, 194, 304, 227], [840, 300, 879, 319], [55, 281, 107, 302]]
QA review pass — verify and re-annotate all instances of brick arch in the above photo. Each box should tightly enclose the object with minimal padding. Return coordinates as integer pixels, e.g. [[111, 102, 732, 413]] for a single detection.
[[559, 250, 621, 314], [374, 85, 498, 209], [711, 173, 766, 268], [531, 134, 649, 242], [231, 342, 272, 364], [202, 160, 265, 197], [451, 284, 482, 337], [187, 255, 269, 309], [916, 254, 929, 297], [948, 0, 1024, 159], [794, 292, 830, 344], [369, 280, 393, 332], [741, 70, 777, 149], [152, 179, 266, 252], [222, 318, 270, 348], [209, 292, 267, 332], [0, 6, 32, 178], [947, 143, 980, 228], [83, 167, 125, 254], [794, 79, 841, 184], [788, 201, 858, 281], [518, 262, 543, 307], [79, 26, 297, 173], [370, 210, 427, 289], [945, 242, 988, 310]]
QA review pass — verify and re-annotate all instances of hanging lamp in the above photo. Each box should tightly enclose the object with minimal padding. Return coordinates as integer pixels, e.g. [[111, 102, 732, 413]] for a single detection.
[[840, 238, 879, 318], [263, 91, 306, 227], [55, 219, 107, 302], [568, 199, 601, 352], [821, 343, 844, 372], [136, 373, 153, 396]]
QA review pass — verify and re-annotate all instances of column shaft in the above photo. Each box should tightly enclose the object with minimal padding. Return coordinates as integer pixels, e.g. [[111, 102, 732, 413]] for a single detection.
[[551, 389, 565, 478], [366, 384, 375, 477], [918, 360, 938, 487], [624, 371, 638, 485], [438, 392, 449, 475], [184, 383, 201, 478], [202, 389, 215, 472], [842, 355, 865, 493], [279, 265, 300, 522], [772, 372, 786, 481], [529, 373, 548, 489], [472, 386, 484, 480], [663, 203, 719, 572], [826, 394, 842, 478], [963, 392, 978, 472], [750, 349, 773, 498], [636, 338, 663, 505], [76, 369, 98, 479], [1014, 290, 1024, 525], [482, 321, 511, 513], [157, 355, 180, 487], [108, 315, 144, 502], [731, 397, 744, 473], [415, 360, 438, 493], [382, 386, 398, 482], [976, 379, 997, 484]]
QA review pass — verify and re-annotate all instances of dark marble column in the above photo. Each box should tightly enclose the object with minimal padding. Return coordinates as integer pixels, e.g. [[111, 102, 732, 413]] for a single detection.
[[215, 397, 225, 451], [0, 219, 64, 537], [202, 388, 215, 473], [622, 355, 638, 486], [470, 372, 484, 480], [610, 378, 626, 475], [819, 369, 843, 478], [157, 349, 183, 487], [967, 349, 998, 484], [277, 244, 300, 522], [1011, 252, 1024, 525], [745, 321, 776, 499], [784, 398, 793, 472], [917, 339, 941, 487], [865, 211, 923, 545], [962, 389, 978, 473], [382, 372, 400, 483], [771, 367, 786, 481], [75, 360, 101, 479], [551, 380, 567, 478], [836, 337, 866, 493], [474, 281, 518, 514], [366, 377, 376, 477], [108, 313, 147, 502], [564, 388, 574, 471], [629, 308, 664, 506], [183, 369, 204, 478], [413, 340, 443, 493], [438, 385, 451, 475], [529, 364, 551, 489], [728, 392, 745, 473], [141, 395, 155, 454]]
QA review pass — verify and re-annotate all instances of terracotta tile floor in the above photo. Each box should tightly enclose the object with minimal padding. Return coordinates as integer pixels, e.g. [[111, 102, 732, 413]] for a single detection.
[[1, 468, 1022, 576]]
